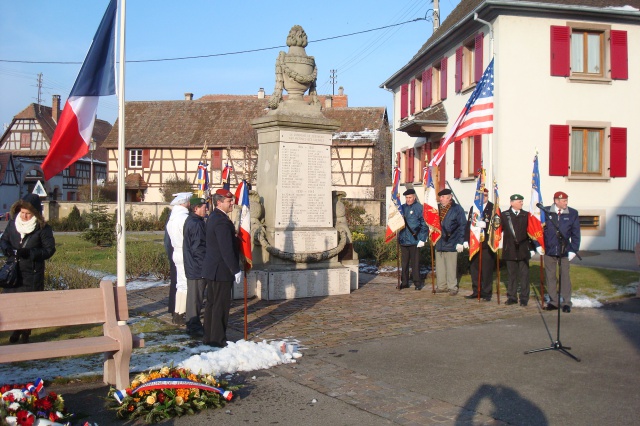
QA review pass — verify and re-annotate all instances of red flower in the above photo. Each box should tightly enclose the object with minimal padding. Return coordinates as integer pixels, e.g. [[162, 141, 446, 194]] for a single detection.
[[1, 385, 10, 393], [16, 410, 35, 426], [4, 393, 15, 402], [157, 392, 166, 403], [49, 411, 60, 421], [126, 388, 133, 395], [48, 391, 57, 399], [35, 397, 53, 410]]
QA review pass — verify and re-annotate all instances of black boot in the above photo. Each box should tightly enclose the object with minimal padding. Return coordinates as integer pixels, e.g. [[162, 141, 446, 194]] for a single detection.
[[9, 330, 21, 344], [20, 330, 30, 344]]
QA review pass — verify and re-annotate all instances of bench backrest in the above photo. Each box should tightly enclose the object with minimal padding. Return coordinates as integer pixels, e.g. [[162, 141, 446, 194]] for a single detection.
[[0, 281, 130, 332]]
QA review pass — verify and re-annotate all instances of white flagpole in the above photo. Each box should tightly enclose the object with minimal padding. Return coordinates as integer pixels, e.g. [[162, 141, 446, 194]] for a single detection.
[[116, 0, 127, 291]]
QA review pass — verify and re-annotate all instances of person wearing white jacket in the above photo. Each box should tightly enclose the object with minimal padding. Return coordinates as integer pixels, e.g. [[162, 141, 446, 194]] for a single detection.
[[167, 192, 192, 324]]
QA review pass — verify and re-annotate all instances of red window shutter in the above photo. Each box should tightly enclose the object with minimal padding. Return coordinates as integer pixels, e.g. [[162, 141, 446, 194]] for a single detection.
[[142, 149, 150, 168], [400, 84, 409, 119], [410, 79, 416, 114], [438, 139, 446, 190], [408, 148, 415, 182], [422, 69, 432, 108], [125, 149, 130, 167], [453, 140, 462, 179], [550, 26, 570, 77], [549, 125, 570, 176], [212, 150, 222, 169], [610, 30, 628, 80], [441, 57, 448, 100], [396, 151, 401, 168], [609, 127, 627, 177], [473, 135, 482, 173], [475, 33, 484, 83], [455, 47, 463, 93], [69, 163, 76, 177]]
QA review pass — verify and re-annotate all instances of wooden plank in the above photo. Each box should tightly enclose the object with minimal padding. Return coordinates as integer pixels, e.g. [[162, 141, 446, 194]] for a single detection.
[[0, 337, 119, 363]]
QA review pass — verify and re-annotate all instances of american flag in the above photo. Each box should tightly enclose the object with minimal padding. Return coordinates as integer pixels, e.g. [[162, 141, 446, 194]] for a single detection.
[[429, 58, 494, 167]]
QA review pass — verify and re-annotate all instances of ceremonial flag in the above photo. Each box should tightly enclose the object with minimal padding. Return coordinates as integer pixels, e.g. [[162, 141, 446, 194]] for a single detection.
[[468, 168, 486, 260], [385, 167, 405, 243], [422, 166, 441, 245], [222, 162, 233, 190], [429, 59, 494, 167], [41, 0, 117, 180], [488, 179, 502, 252], [527, 154, 545, 251], [196, 161, 209, 198], [235, 180, 252, 271]]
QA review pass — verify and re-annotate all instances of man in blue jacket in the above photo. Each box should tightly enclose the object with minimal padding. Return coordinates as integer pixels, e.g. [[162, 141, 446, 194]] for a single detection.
[[543, 191, 581, 313], [202, 189, 241, 347], [398, 188, 429, 290], [435, 189, 466, 295], [183, 195, 208, 337]]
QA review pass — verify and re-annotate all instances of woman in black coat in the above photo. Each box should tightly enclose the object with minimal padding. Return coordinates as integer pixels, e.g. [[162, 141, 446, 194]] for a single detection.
[[0, 193, 56, 343]]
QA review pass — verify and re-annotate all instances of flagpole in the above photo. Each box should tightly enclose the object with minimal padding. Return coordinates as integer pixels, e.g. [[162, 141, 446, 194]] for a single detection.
[[116, 0, 127, 291]]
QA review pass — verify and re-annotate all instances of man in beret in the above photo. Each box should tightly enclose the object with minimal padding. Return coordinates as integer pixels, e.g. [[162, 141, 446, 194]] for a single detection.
[[463, 188, 495, 301], [435, 188, 466, 295], [183, 196, 208, 337], [542, 191, 581, 313], [500, 194, 543, 306], [202, 189, 242, 347], [398, 188, 429, 290]]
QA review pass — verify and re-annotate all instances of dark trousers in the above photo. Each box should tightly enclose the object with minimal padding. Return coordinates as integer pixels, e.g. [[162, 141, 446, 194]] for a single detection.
[[544, 255, 571, 307], [203, 279, 232, 347], [401, 245, 422, 287], [186, 278, 207, 332], [167, 259, 177, 314], [506, 260, 530, 303], [469, 246, 495, 297]]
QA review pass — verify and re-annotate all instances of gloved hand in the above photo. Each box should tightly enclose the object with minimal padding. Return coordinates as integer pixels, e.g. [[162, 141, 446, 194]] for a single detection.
[[476, 221, 486, 229], [16, 248, 30, 259], [536, 246, 545, 255], [463, 241, 469, 249], [456, 244, 464, 253], [417, 241, 425, 248], [567, 252, 576, 261], [234, 271, 243, 285], [530, 250, 536, 258]]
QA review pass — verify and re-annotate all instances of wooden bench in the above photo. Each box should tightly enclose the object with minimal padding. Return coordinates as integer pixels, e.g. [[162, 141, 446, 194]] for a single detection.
[[0, 280, 144, 389]]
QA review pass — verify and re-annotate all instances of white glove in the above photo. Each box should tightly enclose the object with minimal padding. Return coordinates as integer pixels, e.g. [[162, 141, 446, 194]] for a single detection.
[[456, 244, 464, 253], [234, 271, 243, 285], [417, 241, 425, 248], [536, 246, 545, 255], [476, 221, 486, 229], [567, 252, 576, 261], [530, 250, 535, 258], [463, 241, 469, 249]]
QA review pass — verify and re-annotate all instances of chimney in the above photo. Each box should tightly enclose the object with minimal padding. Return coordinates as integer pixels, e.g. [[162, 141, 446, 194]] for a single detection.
[[324, 96, 333, 109], [52, 95, 61, 122], [338, 86, 344, 96], [184, 92, 193, 101], [258, 88, 265, 99]]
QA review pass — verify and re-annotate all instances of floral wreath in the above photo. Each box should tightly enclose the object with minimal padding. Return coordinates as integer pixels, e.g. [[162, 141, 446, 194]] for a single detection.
[[0, 378, 76, 426]]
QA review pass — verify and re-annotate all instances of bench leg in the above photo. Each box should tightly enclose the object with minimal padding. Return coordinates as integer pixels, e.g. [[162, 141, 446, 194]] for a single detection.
[[104, 349, 132, 389]]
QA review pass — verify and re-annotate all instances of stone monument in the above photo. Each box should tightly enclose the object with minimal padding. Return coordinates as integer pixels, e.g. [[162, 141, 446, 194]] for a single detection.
[[244, 25, 358, 301]]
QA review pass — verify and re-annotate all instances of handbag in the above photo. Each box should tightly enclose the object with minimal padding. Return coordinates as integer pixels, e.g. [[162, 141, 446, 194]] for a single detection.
[[0, 256, 19, 288]]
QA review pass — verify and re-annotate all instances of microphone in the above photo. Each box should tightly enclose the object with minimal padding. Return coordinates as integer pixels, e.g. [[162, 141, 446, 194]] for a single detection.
[[536, 203, 550, 212]]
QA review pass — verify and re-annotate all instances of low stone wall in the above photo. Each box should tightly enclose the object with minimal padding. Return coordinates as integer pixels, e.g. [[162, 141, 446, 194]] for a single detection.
[[43, 201, 170, 221], [345, 198, 384, 226]]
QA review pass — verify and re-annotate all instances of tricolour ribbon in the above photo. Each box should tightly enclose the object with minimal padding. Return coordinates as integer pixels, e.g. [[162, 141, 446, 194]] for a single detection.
[[114, 378, 232, 404]]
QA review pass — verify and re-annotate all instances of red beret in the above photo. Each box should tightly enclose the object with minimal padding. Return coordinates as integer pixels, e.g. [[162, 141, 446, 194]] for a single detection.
[[553, 191, 568, 200], [483, 188, 489, 194], [215, 188, 234, 198]]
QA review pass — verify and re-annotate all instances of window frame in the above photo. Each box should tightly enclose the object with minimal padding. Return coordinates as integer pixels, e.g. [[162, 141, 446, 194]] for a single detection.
[[129, 149, 143, 168], [566, 22, 612, 82], [570, 29, 605, 78], [570, 127, 604, 175]]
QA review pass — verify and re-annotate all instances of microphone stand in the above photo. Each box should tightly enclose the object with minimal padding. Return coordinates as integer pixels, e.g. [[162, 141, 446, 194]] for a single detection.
[[525, 208, 580, 362]]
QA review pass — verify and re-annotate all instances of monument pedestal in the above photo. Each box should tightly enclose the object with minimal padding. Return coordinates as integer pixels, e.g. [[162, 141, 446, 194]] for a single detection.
[[244, 111, 357, 300]]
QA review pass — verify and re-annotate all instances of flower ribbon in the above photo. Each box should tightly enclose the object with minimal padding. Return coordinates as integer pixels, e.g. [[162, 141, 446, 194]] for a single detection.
[[22, 378, 45, 398], [114, 378, 232, 404]]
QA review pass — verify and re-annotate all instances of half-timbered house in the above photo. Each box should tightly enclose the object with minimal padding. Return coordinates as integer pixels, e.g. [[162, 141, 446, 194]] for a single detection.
[[0, 95, 111, 202]]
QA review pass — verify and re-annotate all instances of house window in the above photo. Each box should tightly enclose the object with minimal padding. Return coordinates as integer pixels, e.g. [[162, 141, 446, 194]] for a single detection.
[[432, 63, 441, 102], [570, 127, 603, 175], [462, 41, 475, 89], [129, 149, 143, 168], [571, 30, 604, 77], [457, 135, 482, 179], [414, 76, 422, 113], [20, 133, 30, 148]]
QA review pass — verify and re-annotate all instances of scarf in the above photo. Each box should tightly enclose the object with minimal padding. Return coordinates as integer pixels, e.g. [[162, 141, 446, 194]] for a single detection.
[[15, 215, 37, 241], [439, 203, 452, 223]]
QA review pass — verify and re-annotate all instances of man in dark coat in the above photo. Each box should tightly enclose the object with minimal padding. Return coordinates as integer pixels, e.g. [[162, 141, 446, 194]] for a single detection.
[[202, 189, 241, 347], [500, 194, 542, 306], [183, 196, 208, 337], [542, 191, 581, 313], [397, 188, 429, 290], [464, 188, 496, 301], [0, 193, 56, 343], [434, 189, 466, 295]]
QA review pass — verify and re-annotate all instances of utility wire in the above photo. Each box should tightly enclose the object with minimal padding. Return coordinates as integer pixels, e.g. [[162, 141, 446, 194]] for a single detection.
[[0, 18, 426, 65]]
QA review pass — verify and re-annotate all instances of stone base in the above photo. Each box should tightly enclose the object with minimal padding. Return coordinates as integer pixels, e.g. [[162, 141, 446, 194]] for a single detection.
[[243, 267, 351, 300]]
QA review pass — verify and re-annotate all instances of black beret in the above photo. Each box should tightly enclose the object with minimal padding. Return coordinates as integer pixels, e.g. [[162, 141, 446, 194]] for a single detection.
[[403, 188, 416, 196], [438, 189, 452, 196]]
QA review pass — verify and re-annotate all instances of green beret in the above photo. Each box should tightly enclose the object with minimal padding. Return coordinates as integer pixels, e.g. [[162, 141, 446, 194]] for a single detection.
[[510, 194, 524, 201]]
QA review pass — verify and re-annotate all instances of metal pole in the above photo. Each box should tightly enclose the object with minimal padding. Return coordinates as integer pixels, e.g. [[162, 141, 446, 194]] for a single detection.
[[116, 0, 127, 290]]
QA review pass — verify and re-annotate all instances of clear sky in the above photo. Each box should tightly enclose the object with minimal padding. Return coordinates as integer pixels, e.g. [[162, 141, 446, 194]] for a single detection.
[[0, 0, 458, 129]]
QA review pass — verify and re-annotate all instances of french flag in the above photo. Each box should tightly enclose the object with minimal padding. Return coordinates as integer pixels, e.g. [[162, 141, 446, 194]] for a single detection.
[[235, 180, 252, 271], [41, 0, 117, 181]]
